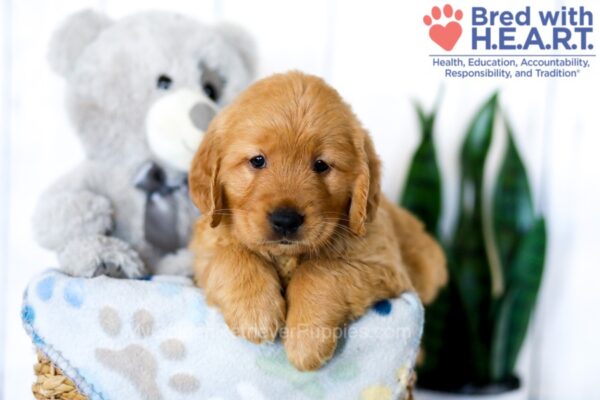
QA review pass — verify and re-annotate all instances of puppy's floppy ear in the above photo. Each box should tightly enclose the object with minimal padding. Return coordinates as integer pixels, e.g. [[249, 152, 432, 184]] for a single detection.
[[188, 128, 223, 228], [349, 128, 381, 236]]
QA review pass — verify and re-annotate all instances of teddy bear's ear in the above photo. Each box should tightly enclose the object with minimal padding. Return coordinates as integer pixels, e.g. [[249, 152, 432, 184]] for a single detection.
[[48, 9, 113, 77], [215, 22, 257, 78]]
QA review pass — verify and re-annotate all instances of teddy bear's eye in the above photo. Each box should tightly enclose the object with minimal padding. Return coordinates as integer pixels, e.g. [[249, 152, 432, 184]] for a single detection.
[[157, 75, 173, 90], [202, 82, 218, 102], [200, 65, 224, 103]]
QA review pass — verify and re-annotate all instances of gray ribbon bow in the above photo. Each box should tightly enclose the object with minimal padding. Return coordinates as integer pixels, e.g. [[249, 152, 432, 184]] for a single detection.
[[134, 161, 187, 253]]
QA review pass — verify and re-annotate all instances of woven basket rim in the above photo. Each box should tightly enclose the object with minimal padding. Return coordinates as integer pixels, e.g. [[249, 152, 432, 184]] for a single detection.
[[33, 352, 87, 400]]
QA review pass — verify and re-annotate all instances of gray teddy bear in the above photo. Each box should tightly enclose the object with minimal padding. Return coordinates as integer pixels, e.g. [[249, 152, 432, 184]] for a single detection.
[[33, 10, 256, 278]]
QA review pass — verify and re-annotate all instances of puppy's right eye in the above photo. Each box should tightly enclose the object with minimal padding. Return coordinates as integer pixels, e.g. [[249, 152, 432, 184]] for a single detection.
[[249, 155, 266, 169], [313, 159, 330, 173]]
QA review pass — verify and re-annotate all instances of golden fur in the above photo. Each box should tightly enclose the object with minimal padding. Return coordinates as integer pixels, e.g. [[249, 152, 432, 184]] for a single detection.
[[189, 71, 447, 371]]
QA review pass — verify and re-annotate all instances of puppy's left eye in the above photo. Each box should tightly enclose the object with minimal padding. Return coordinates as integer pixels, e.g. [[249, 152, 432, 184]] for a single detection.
[[249, 155, 266, 169], [313, 159, 330, 173]]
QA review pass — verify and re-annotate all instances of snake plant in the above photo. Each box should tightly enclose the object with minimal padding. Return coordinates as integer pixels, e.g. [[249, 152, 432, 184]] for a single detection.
[[403, 93, 547, 391]]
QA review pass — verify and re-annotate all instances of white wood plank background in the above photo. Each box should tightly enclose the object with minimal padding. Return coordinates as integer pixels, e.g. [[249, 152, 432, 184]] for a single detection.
[[0, 0, 12, 396], [1, 0, 599, 398]]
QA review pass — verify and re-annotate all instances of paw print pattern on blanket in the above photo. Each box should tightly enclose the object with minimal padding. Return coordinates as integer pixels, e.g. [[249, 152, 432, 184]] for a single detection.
[[24, 271, 424, 400], [95, 307, 199, 399]]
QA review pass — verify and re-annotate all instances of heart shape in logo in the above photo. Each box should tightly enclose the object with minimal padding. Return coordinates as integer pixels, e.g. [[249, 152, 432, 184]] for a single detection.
[[429, 22, 462, 51]]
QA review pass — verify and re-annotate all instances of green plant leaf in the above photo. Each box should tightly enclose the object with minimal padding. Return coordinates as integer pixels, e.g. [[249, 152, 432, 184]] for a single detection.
[[491, 217, 546, 381], [493, 121, 535, 288], [406, 99, 472, 388], [460, 94, 498, 182], [418, 276, 474, 390], [401, 102, 442, 235], [451, 93, 498, 383], [490, 120, 538, 382]]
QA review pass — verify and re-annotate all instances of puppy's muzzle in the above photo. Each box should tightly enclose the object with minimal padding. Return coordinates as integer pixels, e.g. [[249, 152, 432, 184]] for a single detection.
[[269, 208, 304, 237]]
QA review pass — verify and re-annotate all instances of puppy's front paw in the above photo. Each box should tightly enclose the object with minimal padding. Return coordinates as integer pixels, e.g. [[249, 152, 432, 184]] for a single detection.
[[223, 294, 286, 344], [284, 324, 338, 371]]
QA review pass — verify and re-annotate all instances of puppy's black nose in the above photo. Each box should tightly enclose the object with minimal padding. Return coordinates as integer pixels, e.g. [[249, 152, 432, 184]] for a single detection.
[[269, 208, 304, 236]]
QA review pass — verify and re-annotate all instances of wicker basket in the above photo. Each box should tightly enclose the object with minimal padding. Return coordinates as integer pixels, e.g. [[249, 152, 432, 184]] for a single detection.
[[32, 352, 415, 400], [33, 352, 86, 400]]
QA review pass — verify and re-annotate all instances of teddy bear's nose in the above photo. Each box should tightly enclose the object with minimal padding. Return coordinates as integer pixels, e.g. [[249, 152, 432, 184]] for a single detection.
[[189, 102, 216, 131]]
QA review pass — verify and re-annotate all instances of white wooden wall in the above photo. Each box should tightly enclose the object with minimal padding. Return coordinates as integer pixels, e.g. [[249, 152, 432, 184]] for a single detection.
[[1, 0, 599, 399]]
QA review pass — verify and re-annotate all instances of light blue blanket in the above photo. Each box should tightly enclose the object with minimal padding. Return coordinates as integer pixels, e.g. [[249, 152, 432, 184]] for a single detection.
[[22, 270, 423, 400]]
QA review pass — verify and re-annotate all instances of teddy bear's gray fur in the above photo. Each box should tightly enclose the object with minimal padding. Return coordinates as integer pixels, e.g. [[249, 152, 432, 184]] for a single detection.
[[33, 10, 256, 278]]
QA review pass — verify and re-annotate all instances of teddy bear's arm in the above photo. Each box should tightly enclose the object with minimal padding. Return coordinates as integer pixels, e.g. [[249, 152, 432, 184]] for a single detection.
[[32, 167, 114, 251], [32, 165, 145, 278]]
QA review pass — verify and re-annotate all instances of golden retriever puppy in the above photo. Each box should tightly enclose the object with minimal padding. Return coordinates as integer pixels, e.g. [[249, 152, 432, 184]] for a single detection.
[[189, 71, 447, 371]]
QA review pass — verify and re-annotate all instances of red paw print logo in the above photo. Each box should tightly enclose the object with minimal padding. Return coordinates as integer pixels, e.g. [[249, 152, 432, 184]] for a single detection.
[[424, 4, 463, 51]]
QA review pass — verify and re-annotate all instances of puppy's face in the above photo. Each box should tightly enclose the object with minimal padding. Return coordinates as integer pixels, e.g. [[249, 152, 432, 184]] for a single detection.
[[190, 72, 380, 256]]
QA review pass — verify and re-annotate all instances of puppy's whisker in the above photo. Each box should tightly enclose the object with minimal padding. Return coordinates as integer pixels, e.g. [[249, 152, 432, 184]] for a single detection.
[[210, 208, 251, 214], [320, 216, 353, 224], [320, 221, 363, 240]]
